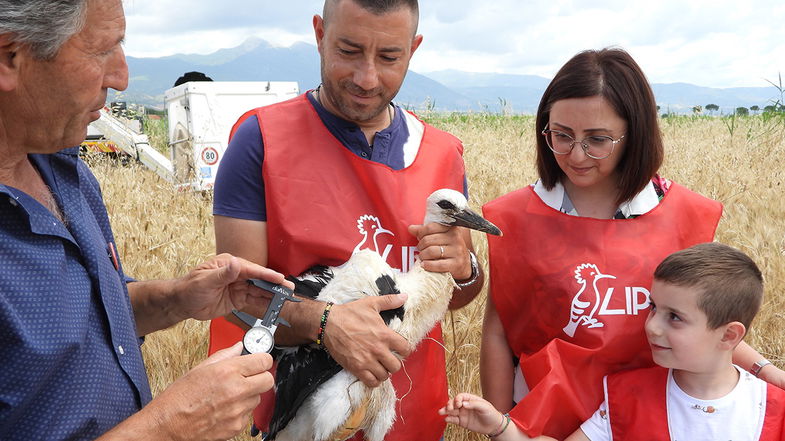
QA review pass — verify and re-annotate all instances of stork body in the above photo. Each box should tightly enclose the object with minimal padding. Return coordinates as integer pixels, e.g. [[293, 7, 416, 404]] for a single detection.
[[268, 189, 501, 441]]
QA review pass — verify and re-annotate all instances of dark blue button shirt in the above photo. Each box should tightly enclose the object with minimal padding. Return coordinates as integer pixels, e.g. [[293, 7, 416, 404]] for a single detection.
[[213, 91, 467, 222], [0, 148, 151, 440]]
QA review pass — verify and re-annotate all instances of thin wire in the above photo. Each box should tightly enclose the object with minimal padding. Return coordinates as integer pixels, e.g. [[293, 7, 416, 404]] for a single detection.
[[395, 360, 414, 424]]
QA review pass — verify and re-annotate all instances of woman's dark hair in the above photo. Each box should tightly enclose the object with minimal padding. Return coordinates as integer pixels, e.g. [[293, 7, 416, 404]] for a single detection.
[[535, 48, 663, 206]]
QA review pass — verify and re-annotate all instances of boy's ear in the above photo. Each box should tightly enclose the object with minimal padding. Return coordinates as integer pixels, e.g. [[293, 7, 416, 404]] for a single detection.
[[0, 33, 21, 92], [719, 321, 747, 349]]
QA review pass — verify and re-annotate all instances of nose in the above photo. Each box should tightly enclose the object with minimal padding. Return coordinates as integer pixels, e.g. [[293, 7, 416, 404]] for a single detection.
[[644, 310, 660, 337], [567, 141, 590, 160], [104, 45, 129, 92], [352, 58, 380, 91]]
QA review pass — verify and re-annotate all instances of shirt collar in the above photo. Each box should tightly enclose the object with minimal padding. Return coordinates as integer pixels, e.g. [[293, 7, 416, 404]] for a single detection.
[[533, 179, 660, 218], [619, 181, 661, 218], [306, 88, 401, 138]]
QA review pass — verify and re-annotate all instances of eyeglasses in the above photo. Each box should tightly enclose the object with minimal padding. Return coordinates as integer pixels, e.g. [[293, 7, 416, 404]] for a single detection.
[[541, 126, 625, 160]]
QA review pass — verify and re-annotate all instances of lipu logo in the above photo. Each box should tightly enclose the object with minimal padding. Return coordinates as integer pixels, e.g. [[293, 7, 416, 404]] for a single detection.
[[562, 263, 651, 338], [351, 214, 419, 272]]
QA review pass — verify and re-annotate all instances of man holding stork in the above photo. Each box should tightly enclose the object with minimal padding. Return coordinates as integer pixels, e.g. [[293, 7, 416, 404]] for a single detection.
[[212, 0, 484, 438]]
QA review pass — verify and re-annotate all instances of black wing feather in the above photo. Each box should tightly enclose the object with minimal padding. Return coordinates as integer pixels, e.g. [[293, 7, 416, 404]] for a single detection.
[[285, 265, 333, 299], [267, 346, 342, 439], [376, 274, 404, 324]]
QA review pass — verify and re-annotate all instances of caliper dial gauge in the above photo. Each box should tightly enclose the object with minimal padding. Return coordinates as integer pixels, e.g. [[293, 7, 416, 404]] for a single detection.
[[232, 279, 301, 355], [243, 326, 275, 354]]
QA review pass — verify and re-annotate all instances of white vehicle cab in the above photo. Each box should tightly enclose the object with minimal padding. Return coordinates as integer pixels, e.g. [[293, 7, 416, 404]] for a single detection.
[[86, 80, 299, 191], [165, 81, 299, 190]]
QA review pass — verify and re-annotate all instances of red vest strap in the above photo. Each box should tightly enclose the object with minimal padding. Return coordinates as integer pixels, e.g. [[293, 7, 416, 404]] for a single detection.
[[760, 383, 785, 441], [227, 108, 260, 142], [606, 367, 670, 440], [607, 368, 785, 440]]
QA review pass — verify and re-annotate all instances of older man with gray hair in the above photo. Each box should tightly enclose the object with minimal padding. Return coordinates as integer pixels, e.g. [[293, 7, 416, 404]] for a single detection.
[[0, 1, 288, 439]]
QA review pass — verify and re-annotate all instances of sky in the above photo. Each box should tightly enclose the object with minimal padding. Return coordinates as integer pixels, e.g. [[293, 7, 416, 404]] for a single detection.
[[123, 0, 785, 89]]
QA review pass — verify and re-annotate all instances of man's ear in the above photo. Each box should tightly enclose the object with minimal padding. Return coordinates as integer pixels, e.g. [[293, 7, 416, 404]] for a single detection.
[[410, 34, 423, 56], [0, 33, 21, 92], [719, 321, 747, 350], [313, 14, 325, 56]]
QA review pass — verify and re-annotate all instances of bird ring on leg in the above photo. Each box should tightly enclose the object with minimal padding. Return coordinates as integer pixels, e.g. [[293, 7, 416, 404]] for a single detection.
[[439, 245, 445, 259], [328, 395, 371, 441]]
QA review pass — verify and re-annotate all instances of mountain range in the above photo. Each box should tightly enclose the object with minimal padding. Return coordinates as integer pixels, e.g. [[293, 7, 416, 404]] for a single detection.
[[122, 37, 780, 115]]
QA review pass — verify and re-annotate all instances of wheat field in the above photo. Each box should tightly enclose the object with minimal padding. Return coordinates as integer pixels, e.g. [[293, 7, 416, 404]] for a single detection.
[[89, 112, 785, 441]]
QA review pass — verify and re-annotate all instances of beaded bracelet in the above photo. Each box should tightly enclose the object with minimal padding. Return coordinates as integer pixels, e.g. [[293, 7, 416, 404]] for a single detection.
[[315, 302, 334, 347], [486, 413, 511, 438]]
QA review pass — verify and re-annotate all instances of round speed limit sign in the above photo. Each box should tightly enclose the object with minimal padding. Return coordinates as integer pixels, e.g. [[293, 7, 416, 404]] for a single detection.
[[201, 147, 219, 165]]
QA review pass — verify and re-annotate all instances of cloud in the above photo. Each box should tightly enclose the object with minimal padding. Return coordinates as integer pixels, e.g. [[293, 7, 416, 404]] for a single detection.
[[125, 0, 318, 34], [123, 0, 785, 88], [124, 0, 319, 56]]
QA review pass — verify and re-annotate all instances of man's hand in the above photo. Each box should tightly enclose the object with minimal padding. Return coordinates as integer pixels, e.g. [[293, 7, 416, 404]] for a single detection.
[[130, 254, 293, 336], [409, 222, 483, 309], [408, 223, 471, 280], [99, 343, 273, 441], [323, 293, 412, 387], [174, 253, 294, 322]]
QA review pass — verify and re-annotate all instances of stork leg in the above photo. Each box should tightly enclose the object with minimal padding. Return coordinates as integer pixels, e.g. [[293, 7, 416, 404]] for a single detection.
[[326, 394, 370, 441], [308, 370, 367, 441]]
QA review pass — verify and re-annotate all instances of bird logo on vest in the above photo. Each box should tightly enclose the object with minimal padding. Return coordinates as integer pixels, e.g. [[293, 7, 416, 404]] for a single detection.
[[266, 189, 502, 441], [352, 214, 394, 258], [563, 263, 617, 338]]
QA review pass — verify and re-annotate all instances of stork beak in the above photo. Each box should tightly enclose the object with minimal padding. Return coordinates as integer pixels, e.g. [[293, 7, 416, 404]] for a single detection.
[[449, 208, 503, 236]]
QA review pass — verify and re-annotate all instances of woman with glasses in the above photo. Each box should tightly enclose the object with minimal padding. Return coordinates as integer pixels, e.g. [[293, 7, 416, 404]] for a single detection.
[[477, 48, 782, 439]]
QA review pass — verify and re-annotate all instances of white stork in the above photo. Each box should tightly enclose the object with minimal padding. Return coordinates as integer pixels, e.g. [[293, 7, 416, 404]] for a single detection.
[[266, 189, 501, 441]]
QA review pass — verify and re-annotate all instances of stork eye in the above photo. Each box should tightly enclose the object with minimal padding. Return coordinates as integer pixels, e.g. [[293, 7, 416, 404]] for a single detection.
[[437, 200, 456, 210]]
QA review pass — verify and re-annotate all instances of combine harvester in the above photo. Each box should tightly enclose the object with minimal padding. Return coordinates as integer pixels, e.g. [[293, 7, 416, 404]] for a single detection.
[[85, 80, 299, 191]]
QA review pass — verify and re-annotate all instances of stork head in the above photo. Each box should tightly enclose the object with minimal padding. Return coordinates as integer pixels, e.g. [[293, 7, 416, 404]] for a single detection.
[[424, 189, 502, 236]]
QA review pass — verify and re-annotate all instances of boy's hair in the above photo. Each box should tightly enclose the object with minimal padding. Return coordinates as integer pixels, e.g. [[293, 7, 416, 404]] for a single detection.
[[654, 242, 763, 330]]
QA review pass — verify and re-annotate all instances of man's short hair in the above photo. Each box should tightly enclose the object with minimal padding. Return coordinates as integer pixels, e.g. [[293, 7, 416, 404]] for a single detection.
[[0, 0, 88, 60], [654, 242, 763, 330], [323, 0, 419, 34]]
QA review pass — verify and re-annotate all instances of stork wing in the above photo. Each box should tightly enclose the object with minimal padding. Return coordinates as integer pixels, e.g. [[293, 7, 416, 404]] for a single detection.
[[286, 265, 334, 299], [268, 346, 343, 439], [268, 262, 405, 439]]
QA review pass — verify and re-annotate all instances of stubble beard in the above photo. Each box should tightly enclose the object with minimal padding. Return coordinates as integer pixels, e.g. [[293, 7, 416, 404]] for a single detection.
[[319, 67, 397, 123]]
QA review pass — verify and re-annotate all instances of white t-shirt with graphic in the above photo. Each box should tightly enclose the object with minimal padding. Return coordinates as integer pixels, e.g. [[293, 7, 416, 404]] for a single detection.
[[580, 366, 767, 441]]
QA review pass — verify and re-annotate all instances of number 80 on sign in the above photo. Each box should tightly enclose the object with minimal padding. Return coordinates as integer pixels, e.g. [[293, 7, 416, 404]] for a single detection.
[[201, 147, 219, 165]]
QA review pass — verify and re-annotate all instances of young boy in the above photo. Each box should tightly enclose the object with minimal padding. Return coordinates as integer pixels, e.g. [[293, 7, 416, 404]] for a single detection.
[[440, 243, 785, 440]]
